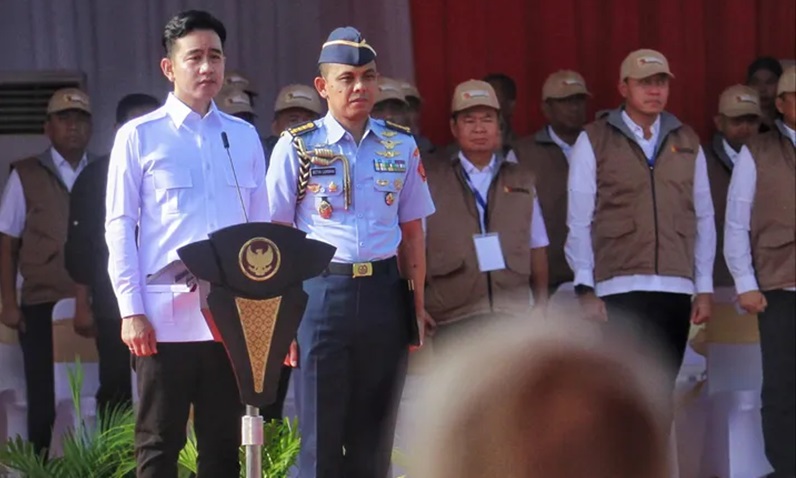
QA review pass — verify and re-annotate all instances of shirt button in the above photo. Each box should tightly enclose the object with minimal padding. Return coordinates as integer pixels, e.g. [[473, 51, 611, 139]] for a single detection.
[[359, 242, 365, 247], [356, 184, 362, 189], [357, 213, 363, 218]]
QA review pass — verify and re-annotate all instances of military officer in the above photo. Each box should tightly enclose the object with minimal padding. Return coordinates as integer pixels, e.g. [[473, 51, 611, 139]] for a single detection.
[[265, 26, 435, 478]]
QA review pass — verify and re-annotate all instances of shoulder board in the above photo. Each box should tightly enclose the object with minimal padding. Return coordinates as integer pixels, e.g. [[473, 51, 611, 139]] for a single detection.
[[384, 120, 411, 135], [286, 121, 318, 137]]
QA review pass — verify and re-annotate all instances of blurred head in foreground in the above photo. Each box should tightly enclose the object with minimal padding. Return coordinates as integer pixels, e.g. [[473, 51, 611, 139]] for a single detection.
[[412, 319, 671, 478]]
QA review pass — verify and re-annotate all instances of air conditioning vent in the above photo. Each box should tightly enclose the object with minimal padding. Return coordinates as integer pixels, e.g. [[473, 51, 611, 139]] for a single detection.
[[0, 71, 86, 135]]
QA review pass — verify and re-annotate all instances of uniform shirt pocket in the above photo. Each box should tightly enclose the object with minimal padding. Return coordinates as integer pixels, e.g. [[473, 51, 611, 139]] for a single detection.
[[152, 168, 193, 215], [370, 173, 404, 222]]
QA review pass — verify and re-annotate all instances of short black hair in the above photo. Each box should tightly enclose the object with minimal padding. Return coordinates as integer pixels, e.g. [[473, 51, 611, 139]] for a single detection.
[[116, 93, 160, 124], [162, 10, 226, 56], [483, 73, 517, 101], [746, 56, 783, 82]]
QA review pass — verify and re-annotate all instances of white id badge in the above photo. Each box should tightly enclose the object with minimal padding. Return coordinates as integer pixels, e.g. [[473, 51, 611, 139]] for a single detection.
[[473, 233, 506, 272]]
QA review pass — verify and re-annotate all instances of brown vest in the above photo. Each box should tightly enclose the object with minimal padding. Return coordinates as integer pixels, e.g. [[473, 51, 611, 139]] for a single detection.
[[14, 151, 93, 305], [585, 110, 700, 282], [747, 124, 796, 290], [704, 134, 735, 287], [513, 128, 572, 287], [425, 154, 535, 324]]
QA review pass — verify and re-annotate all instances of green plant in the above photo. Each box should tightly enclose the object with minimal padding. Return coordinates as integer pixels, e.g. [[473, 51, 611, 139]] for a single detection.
[[178, 416, 301, 478], [0, 358, 137, 478], [0, 361, 301, 478]]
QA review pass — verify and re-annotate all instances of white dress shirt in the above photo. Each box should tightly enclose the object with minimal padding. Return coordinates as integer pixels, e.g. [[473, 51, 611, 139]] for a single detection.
[[458, 152, 549, 248], [0, 148, 88, 238], [722, 138, 741, 166], [105, 93, 270, 342], [566, 113, 716, 297], [724, 121, 796, 294], [547, 126, 575, 163]]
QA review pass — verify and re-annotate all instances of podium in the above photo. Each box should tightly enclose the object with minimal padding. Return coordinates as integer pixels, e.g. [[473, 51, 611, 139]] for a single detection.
[[177, 222, 335, 477]]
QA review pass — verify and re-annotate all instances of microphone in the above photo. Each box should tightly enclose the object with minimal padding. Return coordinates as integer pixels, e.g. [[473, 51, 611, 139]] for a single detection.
[[221, 131, 249, 223]]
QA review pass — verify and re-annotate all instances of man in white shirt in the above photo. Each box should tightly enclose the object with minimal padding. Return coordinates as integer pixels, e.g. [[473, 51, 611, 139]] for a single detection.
[[425, 80, 550, 348], [0, 87, 96, 455], [704, 85, 762, 291], [724, 65, 796, 477], [565, 49, 714, 400], [105, 10, 269, 477], [513, 70, 591, 293]]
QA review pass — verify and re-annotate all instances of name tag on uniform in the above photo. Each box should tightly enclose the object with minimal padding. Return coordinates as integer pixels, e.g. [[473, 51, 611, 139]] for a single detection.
[[473, 233, 506, 272], [311, 167, 335, 176]]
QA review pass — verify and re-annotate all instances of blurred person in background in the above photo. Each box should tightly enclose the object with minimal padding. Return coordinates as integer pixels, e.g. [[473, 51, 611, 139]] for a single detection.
[[412, 318, 671, 478], [746, 56, 783, 132], [260, 84, 323, 165]]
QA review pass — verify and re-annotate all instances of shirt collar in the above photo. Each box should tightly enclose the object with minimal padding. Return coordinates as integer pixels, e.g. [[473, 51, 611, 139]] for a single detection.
[[50, 147, 87, 169], [621, 109, 661, 142], [165, 92, 220, 129], [458, 151, 496, 175], [721, 138, 741, 165], [777, 119, 796, 146], [547, 125, 573, 152], [323, 112, 377, 144]]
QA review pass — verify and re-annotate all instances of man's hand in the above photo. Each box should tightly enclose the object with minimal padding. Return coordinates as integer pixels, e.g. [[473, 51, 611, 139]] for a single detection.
[[578, 292, 607, 322], [420, 308, 436, 342], [121, 314, 157, 356], [284, 340, 299, 368], [530, 302, 547, 321], [0, 305, 24, 333], [73, 301, 96, 338], [690, 293, 712, 325], [737, 290, 767, 315]]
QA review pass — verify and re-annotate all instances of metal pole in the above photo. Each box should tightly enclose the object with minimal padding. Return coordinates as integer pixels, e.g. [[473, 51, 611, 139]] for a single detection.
[[242, 404, 263, 478]]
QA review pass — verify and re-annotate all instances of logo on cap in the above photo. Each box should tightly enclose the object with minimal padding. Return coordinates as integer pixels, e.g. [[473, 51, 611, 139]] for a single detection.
[[735, 94, 759, 105], [228, 94, 250, 105], [637, 56, 664, 66], [287, 91, 313, 102], [562, 78, 585, 87], [239, 238, 280, 282], [64, 94, 89, 106], [462, 90, 490, 100], [226, 76, 246, 86], [380, 85, 401, 93]]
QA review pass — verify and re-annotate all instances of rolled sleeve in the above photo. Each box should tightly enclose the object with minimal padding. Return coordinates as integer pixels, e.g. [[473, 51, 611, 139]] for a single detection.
[[0, 170, 26, 238], [565, 131, 597, 288], [265, 135, 300, 224], [724, 146, 759, 294], [398, 143, 435, 223], [105, 125, 145, 318], [530, 193, 549, 248], [692, 146, 716, 294]]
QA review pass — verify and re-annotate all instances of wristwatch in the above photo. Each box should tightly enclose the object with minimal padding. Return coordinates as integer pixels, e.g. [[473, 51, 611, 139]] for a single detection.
[[574, 285, 594, 297]]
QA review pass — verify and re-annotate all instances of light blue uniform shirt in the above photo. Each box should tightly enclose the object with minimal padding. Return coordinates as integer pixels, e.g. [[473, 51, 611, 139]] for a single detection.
[[266, 112, 435, 263]]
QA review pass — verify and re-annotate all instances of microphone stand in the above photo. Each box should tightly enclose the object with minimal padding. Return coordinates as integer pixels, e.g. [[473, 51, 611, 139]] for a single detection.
[[221, 131, 262, 478]]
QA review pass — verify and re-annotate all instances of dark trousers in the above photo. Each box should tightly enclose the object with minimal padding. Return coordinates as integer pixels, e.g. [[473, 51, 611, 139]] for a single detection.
[[602, 292, 692, 393], [94, 316, 132, 413], [18, 302, 56, 455], [261, 365, 292, 423], [758, 290, 795, 476], [133, 341, 243, 478], [296, 267, 409, 478]]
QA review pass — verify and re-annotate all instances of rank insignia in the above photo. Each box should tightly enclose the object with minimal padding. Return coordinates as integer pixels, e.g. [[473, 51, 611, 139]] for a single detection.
[[328, 181, 339, 193], [318, 197, 333, 219], [307, 183, 322, 194], [376, 150, 400, 159], [380, 139, 402, 150], [384, 192, 395, 206], [394, 178, 403, 190], [376, 179, 390, 187], [382, 130, 398, 138]]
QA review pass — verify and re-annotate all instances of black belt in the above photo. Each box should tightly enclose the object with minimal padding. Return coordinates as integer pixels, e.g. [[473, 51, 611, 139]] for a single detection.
[[325, 257, 397, 278]]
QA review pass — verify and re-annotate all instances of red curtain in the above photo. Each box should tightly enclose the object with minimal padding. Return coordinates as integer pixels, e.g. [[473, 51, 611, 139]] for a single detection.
[[409, 0, 796, 145]]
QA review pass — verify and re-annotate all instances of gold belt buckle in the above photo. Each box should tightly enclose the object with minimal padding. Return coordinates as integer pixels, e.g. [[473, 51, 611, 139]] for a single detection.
[[352, 262, 373, 278]]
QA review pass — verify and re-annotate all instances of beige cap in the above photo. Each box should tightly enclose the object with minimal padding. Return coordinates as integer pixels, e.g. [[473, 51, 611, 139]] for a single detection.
[[451, 79, 500, 114], [47, 88, 91, 115], [273, 84, 323, 115], [376, 77, 408, 105], [620, 49, 675, 81], [718, 84, 762, 117], [399, 80, 422, 102], [542, 70, 591, 100], [216, 87, 255, 116], [224, 70, 257, 95], [777, 65, 796, 95]]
